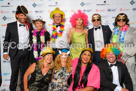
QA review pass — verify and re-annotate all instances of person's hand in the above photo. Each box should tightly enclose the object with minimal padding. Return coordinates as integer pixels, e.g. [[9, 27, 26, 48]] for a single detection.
[[24, 88, 29, 91], [121, 88, 128, 91], [3, 54, 9, 60], [121, 59, 126, 64]]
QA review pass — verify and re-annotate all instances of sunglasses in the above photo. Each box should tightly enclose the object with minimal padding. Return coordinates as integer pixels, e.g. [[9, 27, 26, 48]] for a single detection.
[[92, 19, 100, 22], [117, 19, 126, 22]]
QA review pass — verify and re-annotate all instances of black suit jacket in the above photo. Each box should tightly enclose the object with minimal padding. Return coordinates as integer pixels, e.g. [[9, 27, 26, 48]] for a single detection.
[[88, 25, 112, 51], [98, 61, 133, 91], [3, 21, 33, 58]]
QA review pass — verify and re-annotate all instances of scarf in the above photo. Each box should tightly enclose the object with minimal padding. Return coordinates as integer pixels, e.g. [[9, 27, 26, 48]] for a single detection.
[[50, 21, 65, 42]]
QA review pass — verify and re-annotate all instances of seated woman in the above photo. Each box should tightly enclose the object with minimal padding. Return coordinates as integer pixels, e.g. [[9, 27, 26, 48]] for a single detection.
[[24, 47, 55, 91], [48, 49, 72, 91], [68, 48, 100, 91], [98, 43, 133, 91], [32, 17, 50, 61]]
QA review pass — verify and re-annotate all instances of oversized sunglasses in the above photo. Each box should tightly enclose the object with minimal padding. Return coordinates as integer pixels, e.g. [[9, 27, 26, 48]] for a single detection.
[[117, 19, 126, 22], [92, 19, 100, 22]]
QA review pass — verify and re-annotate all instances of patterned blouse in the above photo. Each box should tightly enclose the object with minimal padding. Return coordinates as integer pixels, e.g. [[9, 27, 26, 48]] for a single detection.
[[48, 67, 72, 91]]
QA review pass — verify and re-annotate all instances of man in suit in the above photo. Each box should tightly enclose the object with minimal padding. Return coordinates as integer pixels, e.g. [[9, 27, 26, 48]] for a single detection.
[[88, 13, 112, 65], [3, 5, 33, 91], [98, 43, 133, 91]]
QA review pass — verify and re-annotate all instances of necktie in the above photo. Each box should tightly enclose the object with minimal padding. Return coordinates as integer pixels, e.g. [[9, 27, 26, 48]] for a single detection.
[[19, 24, 25, 27], [110, 63, 117, 67], [94, 26, 100, 30], [56, 24, 61, 28]]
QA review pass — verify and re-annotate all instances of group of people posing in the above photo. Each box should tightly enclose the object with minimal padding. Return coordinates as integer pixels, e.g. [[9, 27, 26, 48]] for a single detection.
[[3, 5, 136, 91]]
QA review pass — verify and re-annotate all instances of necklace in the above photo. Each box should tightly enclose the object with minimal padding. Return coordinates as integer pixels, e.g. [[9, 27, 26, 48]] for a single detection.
[[33, 28, 45, 60], [50, 21, 65, 41]]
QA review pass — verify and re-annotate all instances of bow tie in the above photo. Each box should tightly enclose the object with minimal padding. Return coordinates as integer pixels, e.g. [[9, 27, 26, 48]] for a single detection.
[[94, 26, 100, 30], [56, 24, 61, 28], [19, 24, 25, 27], [109, 63, 117, 67]]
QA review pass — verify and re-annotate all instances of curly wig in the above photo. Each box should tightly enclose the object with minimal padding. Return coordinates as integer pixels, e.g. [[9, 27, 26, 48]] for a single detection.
[[69, 10, 88, 27], [100, 43, 121, 60], [55, 55, 72, 73]]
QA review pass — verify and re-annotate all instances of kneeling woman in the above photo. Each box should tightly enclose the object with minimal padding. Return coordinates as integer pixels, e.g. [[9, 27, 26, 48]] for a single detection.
[[48, 49, 72, 91], [68, 48, 100, 91], [24, 47, 55, 91]]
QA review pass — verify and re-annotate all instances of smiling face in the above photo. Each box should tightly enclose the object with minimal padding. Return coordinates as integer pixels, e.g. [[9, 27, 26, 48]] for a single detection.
[[106, 51, 116, 63], [16, 13, 27, 23], [117, 15, 126, 28], [34, 21, 44, 30], [92, 15, 101, 27], [44, 54, 53, 64], [60, 52, 68, 62], [76, 18, 83, 26], [53, 13, 62, 25], [81, 51, 91, 66]]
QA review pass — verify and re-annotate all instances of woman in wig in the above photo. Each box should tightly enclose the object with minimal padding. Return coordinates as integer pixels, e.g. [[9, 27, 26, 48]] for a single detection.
[[68, 10, 88, 59], [24, 47, 54, 91], [68, 48, 100, 91], [48, 49, 72, 91], [111, 13, 136, 89]]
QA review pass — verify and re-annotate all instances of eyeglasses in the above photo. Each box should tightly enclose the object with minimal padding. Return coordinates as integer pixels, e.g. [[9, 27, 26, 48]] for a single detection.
[[92, 19, 100, 22], [60, 55, 68, 58], [117, 19, 126, 22]]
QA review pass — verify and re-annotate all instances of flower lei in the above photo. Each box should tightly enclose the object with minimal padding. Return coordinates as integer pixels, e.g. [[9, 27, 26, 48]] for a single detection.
[[112, 25, 129, 54], [51, 21, 65, 41], [33, 28, 45, 60]]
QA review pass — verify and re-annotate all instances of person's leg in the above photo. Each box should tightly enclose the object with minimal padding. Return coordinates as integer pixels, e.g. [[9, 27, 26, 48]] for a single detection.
[[19, 50, 30, 91], [10, 58, 20, 91], [94, 51, 102, 65]]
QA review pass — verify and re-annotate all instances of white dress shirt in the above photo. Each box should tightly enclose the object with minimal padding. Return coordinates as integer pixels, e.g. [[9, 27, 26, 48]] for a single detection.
[[48, 24, 70, 48], [93, 25, 104, 51], [108, 62, 122, 91], [17, 21, 30, 49]]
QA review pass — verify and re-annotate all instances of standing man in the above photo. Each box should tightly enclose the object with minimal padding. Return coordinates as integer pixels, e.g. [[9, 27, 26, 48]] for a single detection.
[[88, 13, 112, 65], [49, 7, 70, 59], [3, 5, 33, 91]]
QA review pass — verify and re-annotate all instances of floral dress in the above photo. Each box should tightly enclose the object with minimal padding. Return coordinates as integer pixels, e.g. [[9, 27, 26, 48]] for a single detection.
[[28, 63, 53, 91], [48, 67, 72, 91]]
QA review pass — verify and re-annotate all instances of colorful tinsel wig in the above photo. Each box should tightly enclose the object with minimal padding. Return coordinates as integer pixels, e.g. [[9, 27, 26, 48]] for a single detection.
[[100, 43, 121, 60], [69, 10, 88, 27]]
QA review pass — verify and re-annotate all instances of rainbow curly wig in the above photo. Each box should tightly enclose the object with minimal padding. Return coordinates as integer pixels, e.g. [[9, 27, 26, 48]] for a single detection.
[[69, 10, 88, 27], [100, 43, 121, 60]]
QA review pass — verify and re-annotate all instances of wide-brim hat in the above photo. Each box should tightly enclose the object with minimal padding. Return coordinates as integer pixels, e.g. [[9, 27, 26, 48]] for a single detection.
[[40, 47, 55, 57], [15, 5, 28, 19], [50, 7, 65, 19], [32, 19, 46, 24]]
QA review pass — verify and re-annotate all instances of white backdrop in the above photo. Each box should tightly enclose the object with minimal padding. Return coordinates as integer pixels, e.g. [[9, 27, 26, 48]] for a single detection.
[[0, 0, 136, 90]]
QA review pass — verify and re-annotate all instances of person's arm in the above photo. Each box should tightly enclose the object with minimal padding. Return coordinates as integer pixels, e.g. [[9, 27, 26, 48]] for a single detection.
[[98, 64, 117, 90], [45, 31, 50, 47], [123, 64, 133, 91], [85, 30, 88, 47], [68, 28, 73, 44], [77, 86, 95, 91], [3, 23, 10, 60], [24, 63, 36, 91]]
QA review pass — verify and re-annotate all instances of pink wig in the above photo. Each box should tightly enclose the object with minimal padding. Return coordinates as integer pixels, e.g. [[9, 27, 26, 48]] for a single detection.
[[70, 10, 88, 27]]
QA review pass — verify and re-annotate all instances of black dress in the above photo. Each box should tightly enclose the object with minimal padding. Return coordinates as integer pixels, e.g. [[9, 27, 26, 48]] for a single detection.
[[28, 63, 53, 91]]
